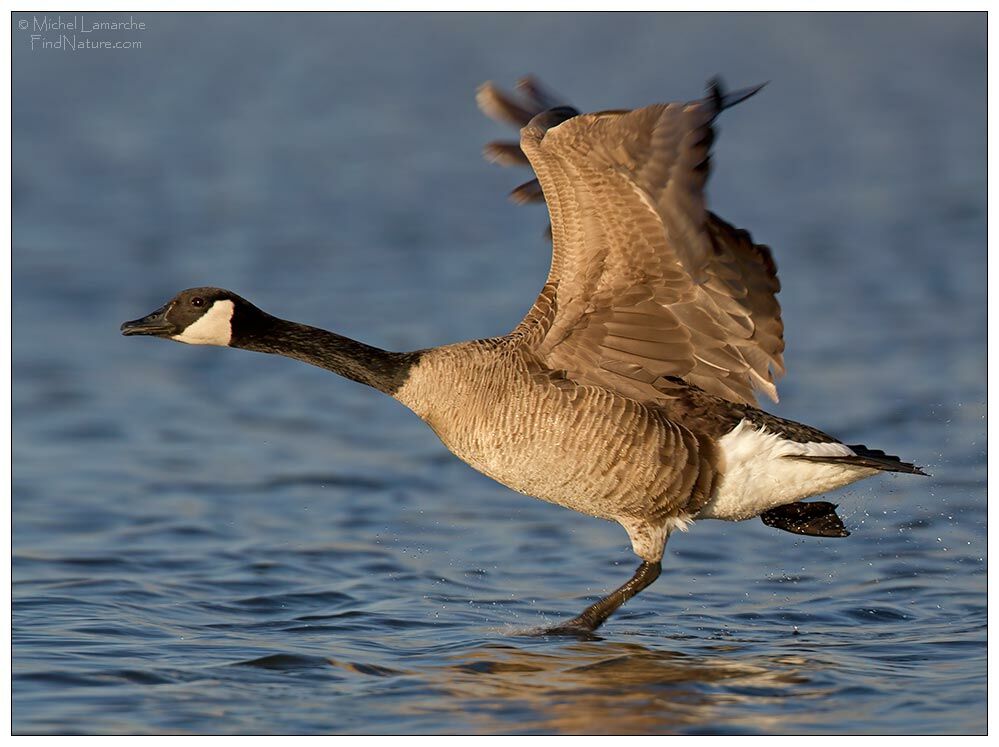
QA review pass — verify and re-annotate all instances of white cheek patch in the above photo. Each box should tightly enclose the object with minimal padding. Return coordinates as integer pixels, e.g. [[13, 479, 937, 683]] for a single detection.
[[172, 299, 235, 346]]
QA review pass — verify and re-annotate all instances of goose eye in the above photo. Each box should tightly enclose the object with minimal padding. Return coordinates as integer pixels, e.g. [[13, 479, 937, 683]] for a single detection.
[[191, 297, 206, 308]]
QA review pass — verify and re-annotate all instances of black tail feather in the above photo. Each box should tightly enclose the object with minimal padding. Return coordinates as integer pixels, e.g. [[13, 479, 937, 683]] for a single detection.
[[789, 444, 928, 476]]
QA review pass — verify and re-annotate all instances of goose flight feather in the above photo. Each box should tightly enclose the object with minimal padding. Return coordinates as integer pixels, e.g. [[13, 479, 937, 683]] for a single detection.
[[483, 78, 784, 406]]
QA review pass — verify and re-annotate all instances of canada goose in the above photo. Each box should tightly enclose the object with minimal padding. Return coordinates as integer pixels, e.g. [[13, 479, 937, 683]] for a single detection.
[[122, 77, 925, 636]]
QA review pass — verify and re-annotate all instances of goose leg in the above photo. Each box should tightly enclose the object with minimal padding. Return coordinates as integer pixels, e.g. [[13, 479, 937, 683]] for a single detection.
[[541, 560, 662, 637]]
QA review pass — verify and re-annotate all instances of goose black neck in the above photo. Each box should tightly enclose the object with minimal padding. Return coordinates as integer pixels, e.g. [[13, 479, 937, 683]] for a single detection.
[[234, 316, 420, 395]]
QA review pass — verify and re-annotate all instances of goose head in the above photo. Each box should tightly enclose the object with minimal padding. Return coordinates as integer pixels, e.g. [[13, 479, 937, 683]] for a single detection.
[[121, 287, 264, 346]]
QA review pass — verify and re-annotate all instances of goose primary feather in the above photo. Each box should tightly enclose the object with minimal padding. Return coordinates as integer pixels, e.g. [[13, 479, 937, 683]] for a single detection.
[[122, 77, 925, 636]]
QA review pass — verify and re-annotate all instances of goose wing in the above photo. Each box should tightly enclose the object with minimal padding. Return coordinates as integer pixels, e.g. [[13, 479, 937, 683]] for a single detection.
[[479, 78, 784, 405]]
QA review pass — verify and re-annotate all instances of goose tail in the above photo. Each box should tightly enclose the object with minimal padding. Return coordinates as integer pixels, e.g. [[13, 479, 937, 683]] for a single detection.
[[788, 445, 928, 476]]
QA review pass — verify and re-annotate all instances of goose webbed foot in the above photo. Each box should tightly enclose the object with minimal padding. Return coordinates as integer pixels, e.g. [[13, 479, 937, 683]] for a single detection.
[[760, 501, 850, 537], [535, 560, 662, 637]]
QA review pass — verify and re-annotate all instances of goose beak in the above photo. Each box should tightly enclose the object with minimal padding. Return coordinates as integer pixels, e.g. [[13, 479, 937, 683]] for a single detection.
[[121, 305, 175, 337]]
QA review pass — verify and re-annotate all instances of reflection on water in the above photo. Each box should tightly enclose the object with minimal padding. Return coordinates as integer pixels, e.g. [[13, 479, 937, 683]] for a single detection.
[[13, 11, 985, 735], [431, 643, 814, 734]]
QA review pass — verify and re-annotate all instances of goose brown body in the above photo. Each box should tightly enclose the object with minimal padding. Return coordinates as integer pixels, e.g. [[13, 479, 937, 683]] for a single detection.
[[395, 337, 719, 561]]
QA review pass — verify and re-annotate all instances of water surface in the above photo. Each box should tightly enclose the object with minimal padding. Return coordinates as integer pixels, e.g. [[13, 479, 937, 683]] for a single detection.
[[12, 12, 986, 734]]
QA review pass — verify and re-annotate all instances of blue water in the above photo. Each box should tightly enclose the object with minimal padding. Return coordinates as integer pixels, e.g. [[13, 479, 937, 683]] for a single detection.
[[12, 13, 986, 735]]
